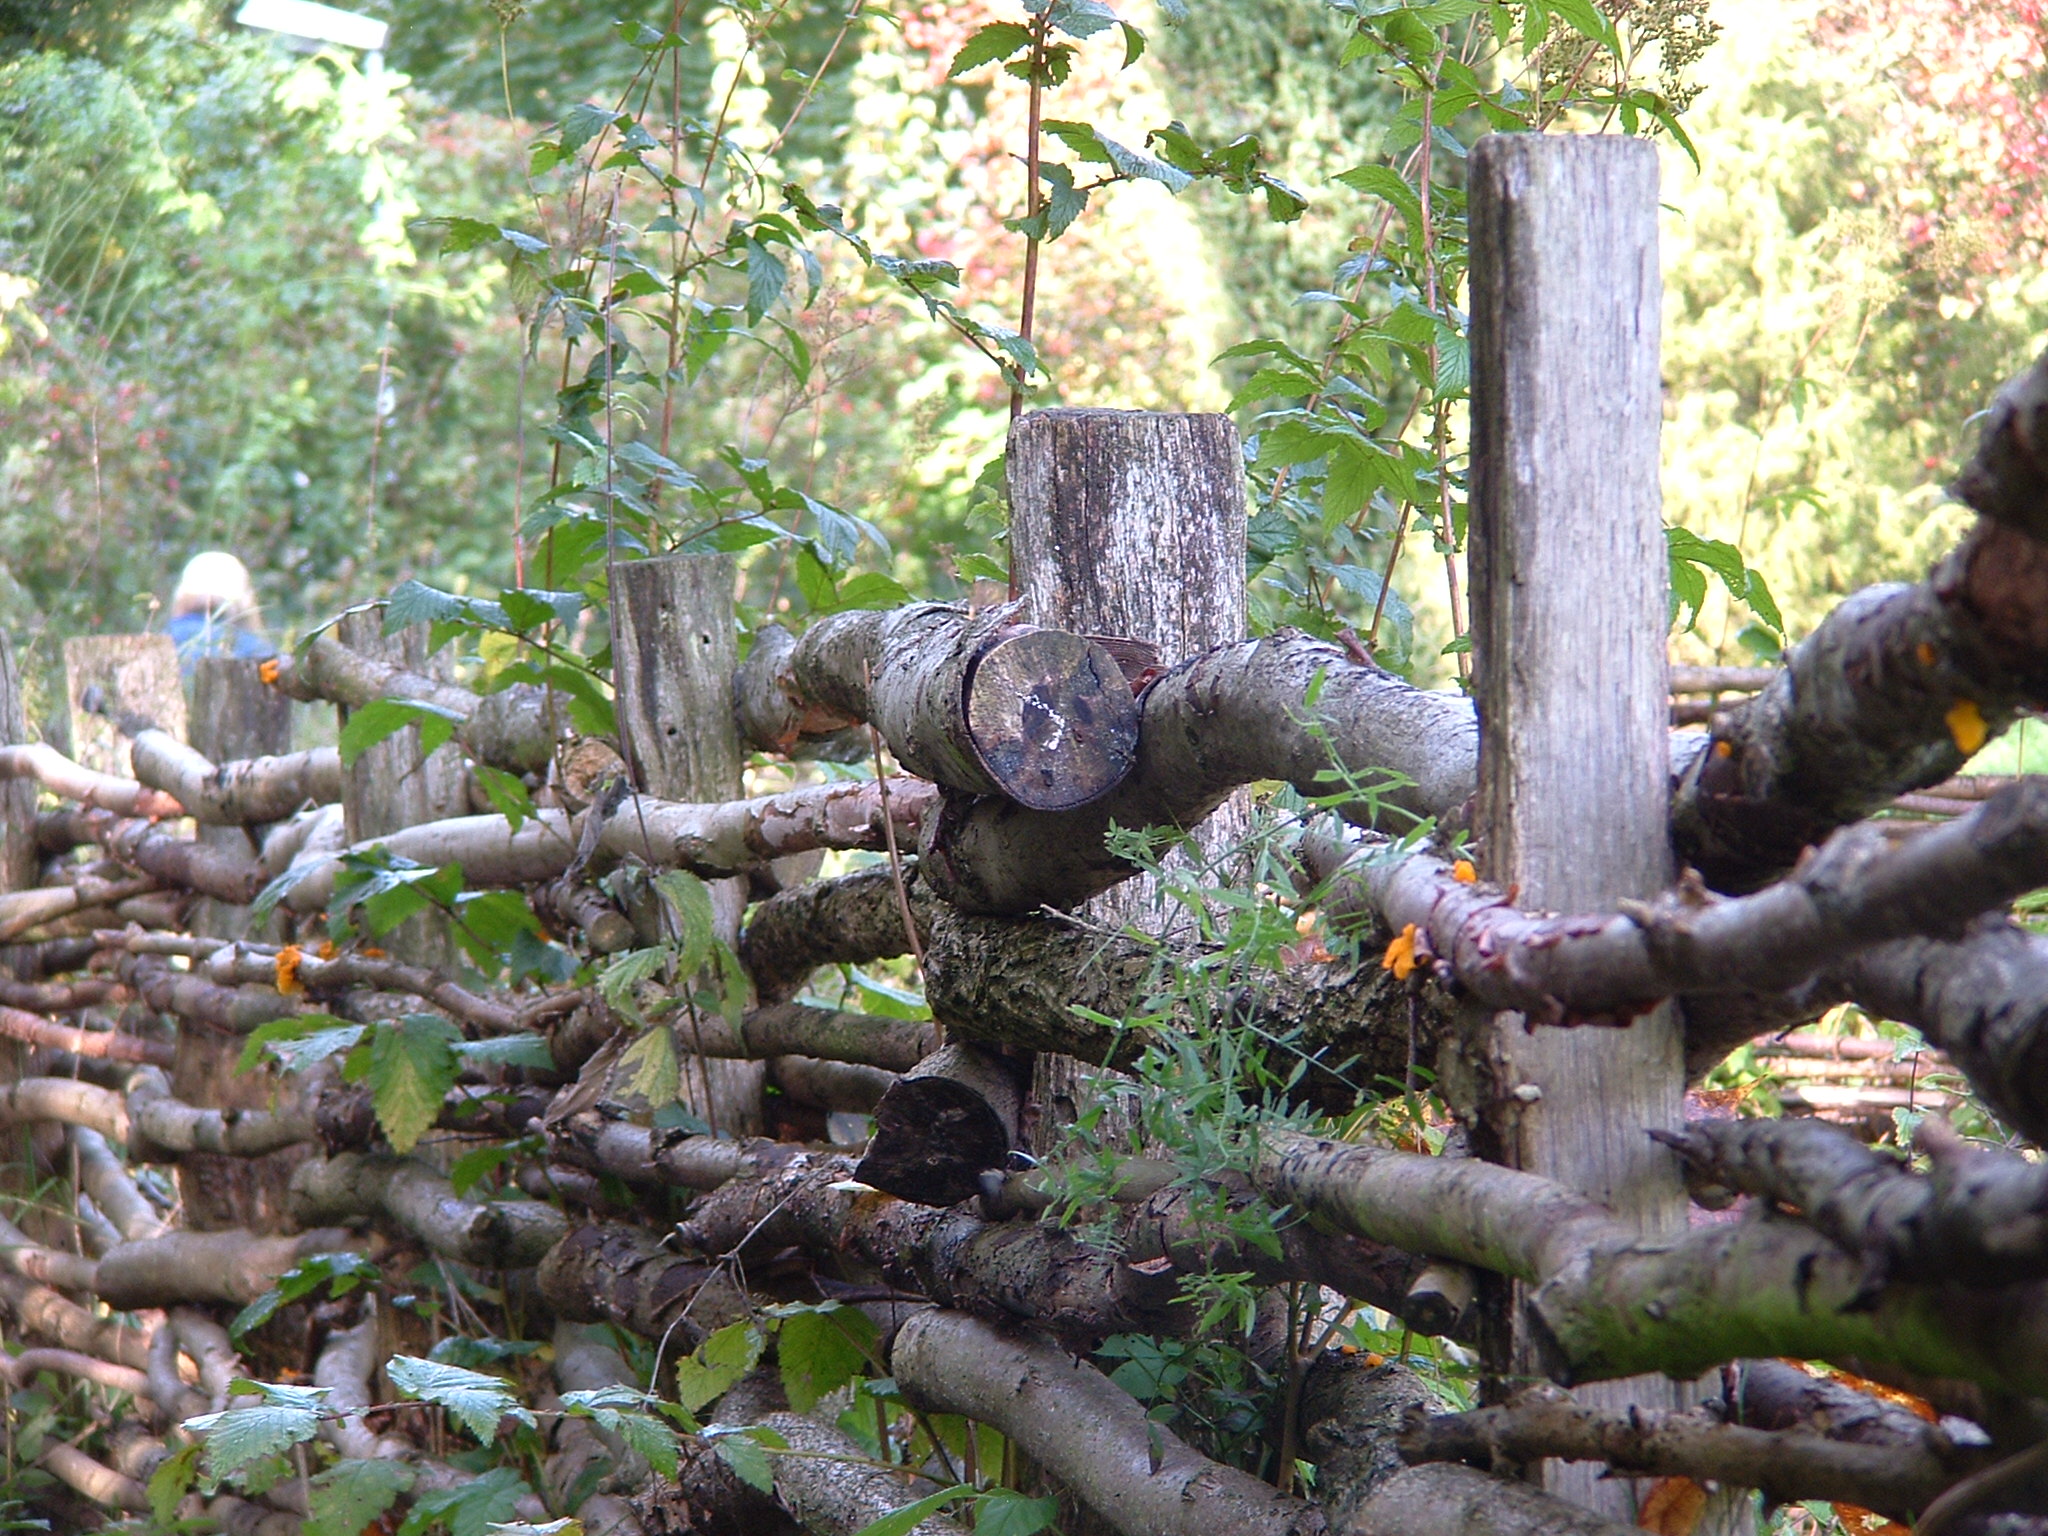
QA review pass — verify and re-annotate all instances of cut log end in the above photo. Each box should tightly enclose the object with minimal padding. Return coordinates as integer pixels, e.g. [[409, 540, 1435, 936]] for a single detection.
[[964, 629, 1138, 811], [854, 1044, 1029, 1207]]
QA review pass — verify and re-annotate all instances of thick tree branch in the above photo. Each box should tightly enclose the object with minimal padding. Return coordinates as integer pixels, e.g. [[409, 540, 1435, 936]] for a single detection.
[[1398, 1382, 1966, 1521], [48, 808, 265, 903], [0, 742, 184, 817], [288, 1153, 567, 1268], [1358, 779, 2048, 1024], [1674, 350, 2048, 889], [128, 728, 341, 825], [91, 1227, 357, 1309], [891, 1309, 1326, 1536]]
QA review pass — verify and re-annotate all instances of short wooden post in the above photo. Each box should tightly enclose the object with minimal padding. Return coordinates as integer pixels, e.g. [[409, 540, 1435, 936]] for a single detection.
[[63, 634, 186, 777], [1006, 409, 1248, 1154], [177, 657, 304, 1231], [1464, 135, 1685, 1517], [0, 632, 35, 894], [337, 610, 469, 968], [611, 552, 764, 1138]]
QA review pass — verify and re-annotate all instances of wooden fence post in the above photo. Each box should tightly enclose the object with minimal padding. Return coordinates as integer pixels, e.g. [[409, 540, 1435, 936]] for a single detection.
[[1006, 410, 1247, 1153], [62, 634, 186, 777], [0, 632, 34, 895], [178, 657, 304, 1231], [1464, 134, 1686, 1518], [611, 552, 764, 1138], [337, 610, 469, 968]]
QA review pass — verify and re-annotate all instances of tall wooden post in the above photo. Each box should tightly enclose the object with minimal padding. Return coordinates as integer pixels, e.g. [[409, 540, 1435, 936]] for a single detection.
[[1464, 135, 1685, 1517], [1006, 409, 1247, 1153], [337, 611, 469, 967], [178, 658, 304, 1230], [611, 552, 764, 1138], [62, 634, 186, 777], [0, 632, 35, 895]]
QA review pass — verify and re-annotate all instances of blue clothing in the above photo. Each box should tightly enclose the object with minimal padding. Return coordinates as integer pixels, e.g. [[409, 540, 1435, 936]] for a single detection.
[[167, 612, 274, 677]]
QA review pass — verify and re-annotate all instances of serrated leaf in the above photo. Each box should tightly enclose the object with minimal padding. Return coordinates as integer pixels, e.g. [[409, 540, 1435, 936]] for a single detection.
[[307, 1457, 415, 1536], [368, 1016, 461, 1155], [673, 1320, 765, 1412], [230, 1251, 381, 1340], [651, 870, 717, 976], [746, 239, 787, 324], [598, 945, 668, 1026], [712, 1432, 776, 1494], [947, 20, 1033, 76], [616, 1024, 680, 1108], [448, 1141, 521, 1197], [339, 697, 466, 770], [562, 1390, 684, 1481], [238, 1013, 358, 1073], [386, 1355, 535, 1443], [399, 1466, 531, 1536], [777, 1306, 877, 1413], [185, 1392, 329, 1480], [845, 1484, 974, 1536], [468, 765, 536, 834], [560, 102, 623, 154]]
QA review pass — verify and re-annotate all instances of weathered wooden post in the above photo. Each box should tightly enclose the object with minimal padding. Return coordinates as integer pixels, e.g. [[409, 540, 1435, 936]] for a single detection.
[[63, 634, 186, 777], [1463, 135, 1686, 1518], [610, 552, 764, 1138], [0, 632, 34, 895], [337, 610, 469, 967], [1006, 411, 1247, 1150], [178, 657, 304, 1230]]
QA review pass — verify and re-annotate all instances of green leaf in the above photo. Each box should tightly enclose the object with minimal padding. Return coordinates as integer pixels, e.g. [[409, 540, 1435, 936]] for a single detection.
[[185, 1388, 329, 1480], [398, 1466, 531, 1536], [833, 572, 913, 612], [561, 1388, 685, 1481], [560, 102, 624, 154], [946, 21, 1033, 77], [615, 1024, 680, 1107], [230, 1251, 381, 1341], [651, 869, 717, 975], [448, 1140, 521, 1198], [845, 1485, 974, 1536], [1045, 0, 1118, 40], [339, 698, 465, 770], [746, 238, 787, 324], [598, 945, 668, 1026], [368, 1016, 461, 1155], [454, 1033, 557, 1070], [386, 1355, 535, 1443], [673, 1320, 765, 1412], [777, 1305, 877, 1413], [468, 764, 536, 833], [238, 1014, 360, 1074], [148, 1440, 203, 1525], [975, 1489, 1060, 1536], [307, 1457, 415, 1536]]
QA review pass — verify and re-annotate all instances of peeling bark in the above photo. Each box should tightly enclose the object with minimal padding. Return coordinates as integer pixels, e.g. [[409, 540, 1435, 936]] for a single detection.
[[732, 623, 865, 760], [892, 1309, 1326, 1536], [128, 729, 342, 825]]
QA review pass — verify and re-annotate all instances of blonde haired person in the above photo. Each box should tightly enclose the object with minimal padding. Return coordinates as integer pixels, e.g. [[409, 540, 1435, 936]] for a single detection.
[[165, 551, 274, 675]]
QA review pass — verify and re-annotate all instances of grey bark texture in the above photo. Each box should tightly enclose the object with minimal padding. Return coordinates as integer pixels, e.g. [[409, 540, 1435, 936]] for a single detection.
[[610, 552, 764, 1137], [1462, 132, 1685, 1515], [64, 634, 186, 778], [1, 630, 36, 893], [1006, 407, 1249, 1158], [337, 610, 468, 967]]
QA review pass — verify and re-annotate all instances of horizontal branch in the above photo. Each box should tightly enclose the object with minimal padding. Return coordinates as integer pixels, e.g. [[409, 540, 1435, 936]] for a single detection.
[[128, 728, 341, 825], [739, 865, 932, 1003], [1655, 1114, 2048, 1290], [1253, 1128, 2048, 1398], [128, 1067, 313, 1158], [0, 742, 183, 817], [272, 630, 563, 774], [922, 632, 1478, 915], [891, 1309, 1324, 1536], [48, 808, 265, 903], [1399, 1383, 1964, 1522], [1358, 780, 2048, 1023], [288, 1153, 567, 1268], [91, 1227, 358, 1310], [0, 1004, 173, 1066]]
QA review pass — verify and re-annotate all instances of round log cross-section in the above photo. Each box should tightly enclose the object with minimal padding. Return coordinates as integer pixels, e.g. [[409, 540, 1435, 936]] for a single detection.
[[964, 629, 1139, 811]]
